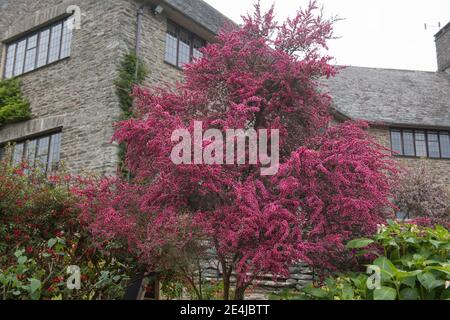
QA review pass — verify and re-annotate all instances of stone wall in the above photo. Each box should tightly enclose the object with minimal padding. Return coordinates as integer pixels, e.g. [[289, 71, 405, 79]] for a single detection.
[[118, 1, 184, 88], [0, 0, 188, 175], [0, 0, 126, 175]]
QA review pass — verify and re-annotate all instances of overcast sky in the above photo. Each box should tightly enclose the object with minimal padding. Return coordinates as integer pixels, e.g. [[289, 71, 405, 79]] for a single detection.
[[204, 0, 450, 71]]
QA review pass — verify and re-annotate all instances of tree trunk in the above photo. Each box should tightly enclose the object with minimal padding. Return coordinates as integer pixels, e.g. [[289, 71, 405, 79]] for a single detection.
[[234, 285, 246, 300], [223, 274, 231, 300], [221, 258, 233, 300]]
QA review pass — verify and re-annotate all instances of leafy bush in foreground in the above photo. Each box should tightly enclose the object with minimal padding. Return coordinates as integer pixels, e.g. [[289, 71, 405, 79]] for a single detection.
[[271, 221, 450, 300], [0, 162, 133, 300]]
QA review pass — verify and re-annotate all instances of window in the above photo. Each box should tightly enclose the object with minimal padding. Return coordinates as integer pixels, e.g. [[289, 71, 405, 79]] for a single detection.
[[164, 21, 206, 68], [3, 16, 74, 79], [0, 132, 62, 172], [390, 128, 450, 159]]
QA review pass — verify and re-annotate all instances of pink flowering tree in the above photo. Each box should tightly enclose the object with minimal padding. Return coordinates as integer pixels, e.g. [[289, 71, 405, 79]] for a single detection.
[[78, 2, 398, 300]]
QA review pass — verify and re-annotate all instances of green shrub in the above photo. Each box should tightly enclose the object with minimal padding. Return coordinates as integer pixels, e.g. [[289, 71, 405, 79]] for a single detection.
[[0, 78, 31, 127], [271, 221, 450, 300], [0, 161, 134, 300], [0, 237, 130, 300]]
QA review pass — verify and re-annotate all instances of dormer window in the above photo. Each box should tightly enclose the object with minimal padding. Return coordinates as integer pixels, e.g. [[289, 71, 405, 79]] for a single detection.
[[3, 16, 73, 79], [165, 20, 206, 68]]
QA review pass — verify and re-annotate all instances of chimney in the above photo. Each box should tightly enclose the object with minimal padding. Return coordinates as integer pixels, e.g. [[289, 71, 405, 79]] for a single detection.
[[435, 21, 450, 73]]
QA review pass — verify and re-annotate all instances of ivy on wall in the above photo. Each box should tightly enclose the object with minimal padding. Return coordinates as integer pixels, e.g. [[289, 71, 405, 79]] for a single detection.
[[0, 78, 31, 127], [115, 52, 149, 176]]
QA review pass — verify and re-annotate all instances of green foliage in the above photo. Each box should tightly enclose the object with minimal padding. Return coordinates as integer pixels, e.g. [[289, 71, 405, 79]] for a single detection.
[[0, 237, 130, 300], [160, 276, 185, 300], [114, 52, 149, 176], [0, 161, 134, 300], [271, 221, 450, 300], [0, 78, 31, 127], [115, 52, 148, 119], [160, 273, 230, 300]]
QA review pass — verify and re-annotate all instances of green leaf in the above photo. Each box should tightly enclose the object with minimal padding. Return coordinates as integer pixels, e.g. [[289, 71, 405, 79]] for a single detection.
[[14, 249, 24, 258], [374, 257, 397, 281], [429, 240, 443, 248], [29, 278, 41, 294], [374, 286, 397, 300], [47, 238, 57, 248], [400, 288, 419, 300], [17, 256, 27, 265], [394, 269, 422, 280], [425, 266, 450, 276], [342, 283, 354, 300], [346, 238, 374, 249], [417, 272, 444, 291], [405, 237, 418, 244], [400, 276, 417, 288], [306, 288, 328, 299]]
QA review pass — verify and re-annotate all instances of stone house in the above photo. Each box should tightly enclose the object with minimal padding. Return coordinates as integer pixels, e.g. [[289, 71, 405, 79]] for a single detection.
[[327, 22, 450, 189], [0, 0, 230, 175], [1, 0, 449, 188], [0, 0, 448, 300]]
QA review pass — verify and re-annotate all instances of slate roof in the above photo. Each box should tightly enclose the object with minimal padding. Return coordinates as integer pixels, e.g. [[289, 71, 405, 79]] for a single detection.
[[162, 0, 235, 35], [325, 66, 450, 129]]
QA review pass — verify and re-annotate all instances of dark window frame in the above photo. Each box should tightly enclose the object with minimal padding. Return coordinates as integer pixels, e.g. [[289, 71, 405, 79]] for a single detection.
[[0, 131, 62, 173], [390, 128, 450, 160], [2, 16, 73, 79], [164, 20, 206, 69]]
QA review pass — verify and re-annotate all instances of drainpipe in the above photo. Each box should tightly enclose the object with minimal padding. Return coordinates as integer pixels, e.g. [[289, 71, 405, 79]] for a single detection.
[[135, 5, 144, 80]]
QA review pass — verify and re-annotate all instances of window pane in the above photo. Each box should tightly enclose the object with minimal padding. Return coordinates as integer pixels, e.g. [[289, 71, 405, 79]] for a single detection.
[[427, 131, 440, 158], [48, 133, 61, 172], [13, 39, 27, 76], [12, 143, 24, 165], [25, 139, 37, 166], [48, 23, 62, 63], [37, 29, 50, 68], [4, 44, 16, 78], [24, 48, 37, 73], [391, 130, 402, 155], [178, 29, 191, 67], [415, 131, 427, 157], [402, 131, 415, 156], [60, 18, 73, 59], [193, 37, 204, 60], [24, 35, 38, 73], [36, 136, 50, 169], [165, 23, 178, 65], [27, 34, 38, 49], [440, 132, 450, 158]]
